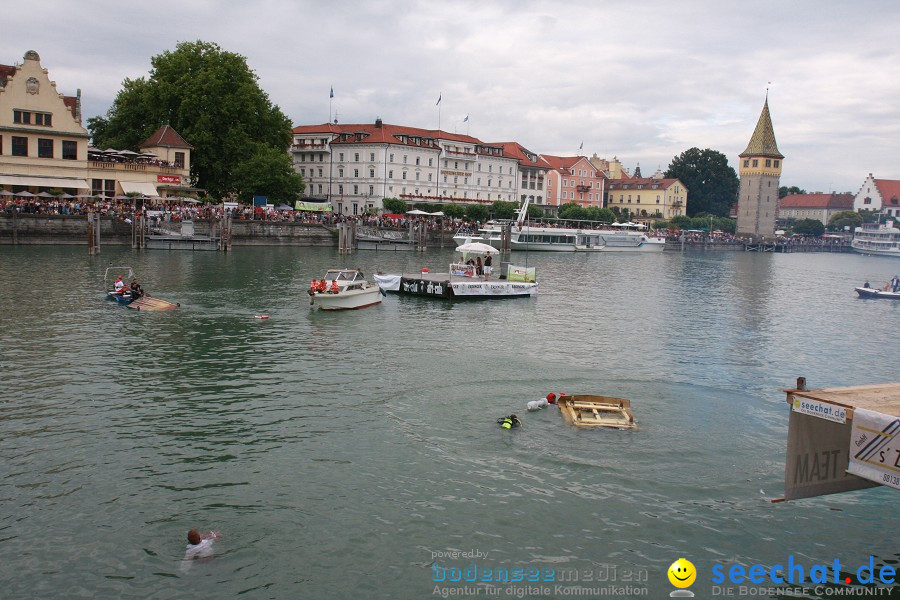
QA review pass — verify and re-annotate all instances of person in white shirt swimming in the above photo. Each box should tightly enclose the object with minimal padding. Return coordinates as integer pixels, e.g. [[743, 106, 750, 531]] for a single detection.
[[180, 529, 220, 572], [527, 392, 561, 411]]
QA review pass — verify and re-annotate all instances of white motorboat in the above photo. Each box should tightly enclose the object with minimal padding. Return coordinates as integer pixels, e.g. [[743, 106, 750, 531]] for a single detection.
[[851, 222, 900, 257], [452, 197, 665, 252], [309, 269, 383, 310]]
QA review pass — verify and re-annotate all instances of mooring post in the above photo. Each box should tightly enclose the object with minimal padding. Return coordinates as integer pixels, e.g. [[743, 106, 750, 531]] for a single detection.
[[796, 376, 807, 391]]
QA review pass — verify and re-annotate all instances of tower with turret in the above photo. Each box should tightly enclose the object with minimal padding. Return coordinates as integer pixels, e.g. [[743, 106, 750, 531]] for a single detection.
[[736, 97, 783, 238]]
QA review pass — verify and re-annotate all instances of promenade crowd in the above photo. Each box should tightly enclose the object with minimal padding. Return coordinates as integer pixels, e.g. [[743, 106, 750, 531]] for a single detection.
[[0, 196, 854, 248]]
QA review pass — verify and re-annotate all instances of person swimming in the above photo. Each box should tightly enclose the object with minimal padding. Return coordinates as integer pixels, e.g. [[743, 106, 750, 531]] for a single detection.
[[497, 414, 522, 429], [180, 529, 220, 572], [527, 392, 561, 411]]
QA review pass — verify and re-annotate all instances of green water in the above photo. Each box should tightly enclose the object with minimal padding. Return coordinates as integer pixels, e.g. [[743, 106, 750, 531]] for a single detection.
[[0, 245, 897, 599]]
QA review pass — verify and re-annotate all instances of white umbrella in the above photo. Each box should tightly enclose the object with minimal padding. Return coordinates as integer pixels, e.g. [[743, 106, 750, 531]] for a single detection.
[[406, 209, 430, 215], [429, 211, 445, 216], [456, 242, 499, 255]]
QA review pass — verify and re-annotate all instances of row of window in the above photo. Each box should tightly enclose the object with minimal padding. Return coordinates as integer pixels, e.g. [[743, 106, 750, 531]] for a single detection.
[[743, 158, 781, 169], [13, 110, 52, 127], [299, 150, 515, 175], [301, 167, 515, 189], [0, 135, 78, 159]]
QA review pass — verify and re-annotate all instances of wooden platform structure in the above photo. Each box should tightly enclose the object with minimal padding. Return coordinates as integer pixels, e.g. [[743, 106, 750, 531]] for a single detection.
[[779, 377, 900, 501], [127, 296, 178, 311], [557, 395, 636, 429]]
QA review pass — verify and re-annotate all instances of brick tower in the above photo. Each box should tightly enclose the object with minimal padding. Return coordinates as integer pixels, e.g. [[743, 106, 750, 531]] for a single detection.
[[736, 97, 783, 238]]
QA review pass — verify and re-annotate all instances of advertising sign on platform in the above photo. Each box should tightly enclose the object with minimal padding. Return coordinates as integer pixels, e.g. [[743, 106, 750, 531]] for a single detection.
[[294, 201, 333, 212], [157, 175, 180, 184], [507, 265, 536, 283], [791, 397, 847, 423], [848, 407, 900, 490]]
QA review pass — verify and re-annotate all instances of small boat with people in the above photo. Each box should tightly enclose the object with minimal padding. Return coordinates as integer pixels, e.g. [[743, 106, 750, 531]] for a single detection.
[[453, 197, 665, 253], [104, 266, 179, 310], [855, 276, 900, 299], [373, 242, 538, 299], [308, 268, 383, 310], [556, 394, 637, 429]]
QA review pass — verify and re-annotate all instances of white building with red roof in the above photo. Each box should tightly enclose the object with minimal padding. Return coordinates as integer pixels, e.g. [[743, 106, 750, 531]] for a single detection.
[[779, 193, 853, 225], [540, 155, 606, 209], [853, 174, 900, 218], [291, 118, 519, 215], [494, 142, 552, 207]]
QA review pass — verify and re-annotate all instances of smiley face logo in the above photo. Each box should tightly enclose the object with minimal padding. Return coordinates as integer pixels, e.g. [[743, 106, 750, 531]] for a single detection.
[[668, 558, 696, 588]]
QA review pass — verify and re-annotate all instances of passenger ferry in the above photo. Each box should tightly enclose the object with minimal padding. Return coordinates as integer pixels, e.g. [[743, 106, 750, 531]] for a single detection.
[[851, 222, 900, 258], [452, 198, 665, 253]]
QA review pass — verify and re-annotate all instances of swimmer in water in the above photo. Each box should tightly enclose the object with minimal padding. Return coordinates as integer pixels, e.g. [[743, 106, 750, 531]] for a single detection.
[[497, 414, 522, 429], [180, 529, 220, 572]]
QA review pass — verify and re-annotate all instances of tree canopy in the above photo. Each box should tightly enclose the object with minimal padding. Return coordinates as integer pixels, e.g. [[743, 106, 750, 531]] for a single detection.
[[491, 201, 518, 220], [664, 148, 739, 217], [827, 210, 863, 231], [779, 185, 806, 199], [88, 40, 302, 201], [557, 203, 616, 222], [792, 219, 825, 236]]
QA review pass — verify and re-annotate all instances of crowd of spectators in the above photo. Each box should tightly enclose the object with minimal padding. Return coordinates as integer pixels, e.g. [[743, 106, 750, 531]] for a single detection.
[[0, 196, 855, 248]]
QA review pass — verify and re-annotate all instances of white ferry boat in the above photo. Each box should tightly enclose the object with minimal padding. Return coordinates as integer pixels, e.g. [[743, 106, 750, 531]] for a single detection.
[[452, 198, 665, 253], [851, 222, 900, 258]]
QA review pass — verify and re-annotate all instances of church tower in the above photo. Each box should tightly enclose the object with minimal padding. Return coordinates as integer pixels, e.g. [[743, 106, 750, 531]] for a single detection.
[[736, 97, 783, 238]]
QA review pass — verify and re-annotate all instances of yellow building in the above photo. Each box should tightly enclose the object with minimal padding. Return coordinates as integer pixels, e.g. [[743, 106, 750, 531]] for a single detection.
[[1, 50, 196, 199], [0, 50, 90, 193], [606, 176, 687, 223]]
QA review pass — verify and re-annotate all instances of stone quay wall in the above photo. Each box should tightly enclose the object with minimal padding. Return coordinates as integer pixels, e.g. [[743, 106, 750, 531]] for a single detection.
[[0, 215, 335, 247]]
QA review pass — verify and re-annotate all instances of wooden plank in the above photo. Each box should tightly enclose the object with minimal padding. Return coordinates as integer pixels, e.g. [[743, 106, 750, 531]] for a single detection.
[[128, 296, 178, 311]]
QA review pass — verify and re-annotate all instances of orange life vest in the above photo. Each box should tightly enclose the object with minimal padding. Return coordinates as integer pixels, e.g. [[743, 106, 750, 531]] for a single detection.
[[330, 281, 339, 293]]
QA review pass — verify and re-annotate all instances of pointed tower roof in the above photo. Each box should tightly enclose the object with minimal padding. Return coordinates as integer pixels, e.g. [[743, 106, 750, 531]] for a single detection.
[[740, 98, 783, 159], [139, 125, 193, 150], [633, 163, 642, 178]]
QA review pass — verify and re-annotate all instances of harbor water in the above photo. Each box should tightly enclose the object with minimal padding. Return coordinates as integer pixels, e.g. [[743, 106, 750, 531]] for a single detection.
[[0, 245, 897, 599]]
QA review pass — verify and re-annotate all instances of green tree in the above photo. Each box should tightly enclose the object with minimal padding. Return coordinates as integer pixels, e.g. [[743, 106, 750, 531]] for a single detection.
[[491, 200, 518, 220], [827, 210, 863, 231], [88, 40, 302, 200], [664, 148, 739, 217], [465, 204, 490, 222], [557, 202, 586, 220], [586, 207, 616, 223], [792, 219, 825, 236], [669, 215, 693, 230], [779, 185, 806, 199], [858, 209, 881, 223], [381, 198, 408, 214], [526, 205, 544, 219], [442, 203, 466, 218], [231, 144, 302, 202]]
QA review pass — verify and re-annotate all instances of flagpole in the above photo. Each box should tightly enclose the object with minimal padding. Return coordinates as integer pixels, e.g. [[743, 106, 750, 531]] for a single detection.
[[437, 92, 442, 131]]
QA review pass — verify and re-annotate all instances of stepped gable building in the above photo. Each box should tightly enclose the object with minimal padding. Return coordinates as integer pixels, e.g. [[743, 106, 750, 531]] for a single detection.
[[778, 193, 853, 226], [493, 141, 551, 207], [0, 50, 90, 193], [540, 155, 606, 209], [852, 174, 900, 218], [291, 118, 518, 215], [737, 97, 784, 237], [0, 50, 196, 199], [606, 175, 687, 223]]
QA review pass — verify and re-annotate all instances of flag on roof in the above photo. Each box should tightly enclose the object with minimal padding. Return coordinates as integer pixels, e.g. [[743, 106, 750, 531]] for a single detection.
[[436, 94, 441, 106], [329, 86, 334, 99], [463, 115, 468, 122]]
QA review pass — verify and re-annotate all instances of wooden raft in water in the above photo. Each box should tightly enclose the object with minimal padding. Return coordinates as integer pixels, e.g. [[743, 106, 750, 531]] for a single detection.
[[557, 394, 636, 429], [127, 296, 178, 311]]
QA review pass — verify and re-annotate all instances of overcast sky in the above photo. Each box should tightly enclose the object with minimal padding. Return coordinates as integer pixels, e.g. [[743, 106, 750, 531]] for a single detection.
[[6, 0, 899, 193]]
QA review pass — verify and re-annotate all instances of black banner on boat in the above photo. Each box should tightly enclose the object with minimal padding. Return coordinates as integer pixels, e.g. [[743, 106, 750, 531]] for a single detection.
[[398, 277, 453, 298]]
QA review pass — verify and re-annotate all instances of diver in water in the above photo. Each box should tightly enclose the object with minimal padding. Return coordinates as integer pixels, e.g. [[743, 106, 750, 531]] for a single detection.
[[497, 414, 522, 429]]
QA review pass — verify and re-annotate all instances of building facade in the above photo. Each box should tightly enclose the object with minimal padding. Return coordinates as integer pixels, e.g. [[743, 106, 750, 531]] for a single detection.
[[496, 142, 551, 207], [0, 50, 90, 193], [778, 193, 853, 225], [606, 176, 687, 223], [852, 174, 900, 218], [0, 50, 195, 199], [291, 119, 519, 215], [736, 98, 783, 237], [541, 155, 606, 208]]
